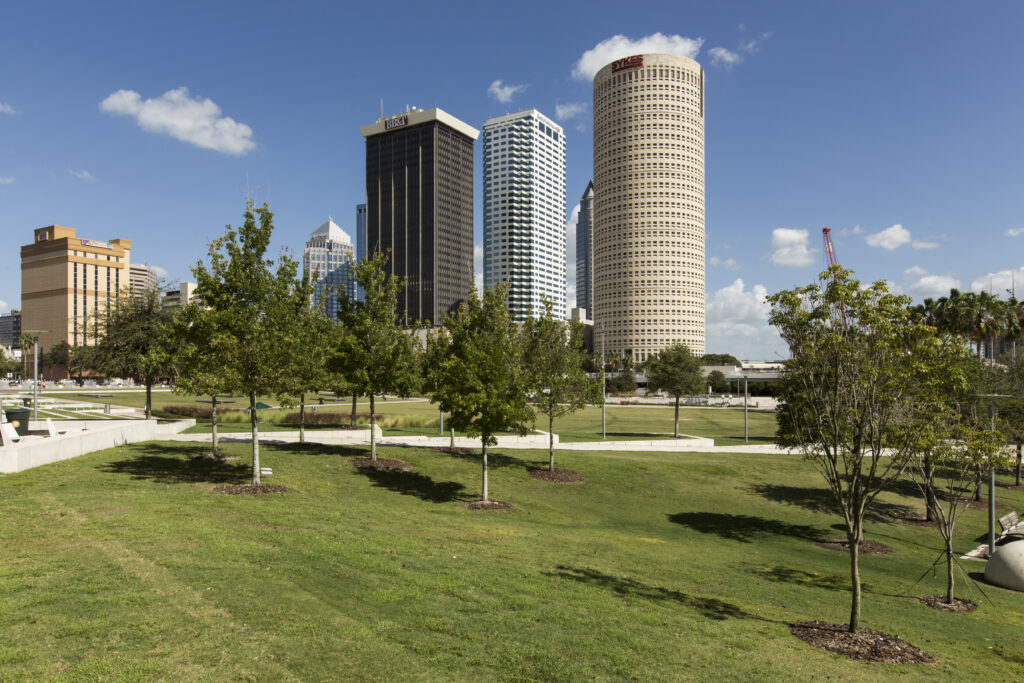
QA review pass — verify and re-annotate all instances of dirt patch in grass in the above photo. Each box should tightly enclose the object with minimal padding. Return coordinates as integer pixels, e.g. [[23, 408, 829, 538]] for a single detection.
[[813, 537, 893, 555], [995, 481, 1024, 490], [528, 467, 585, 484], [897, 514, 937, 528], [191, 452, 240, 463], [214, 484, 293, 495], [790, 621, 935, 663], [351, 457, 412, 472], [963, 497, 1010, 512], [916, 595, 976, 613], [460, 499, 513, 510]]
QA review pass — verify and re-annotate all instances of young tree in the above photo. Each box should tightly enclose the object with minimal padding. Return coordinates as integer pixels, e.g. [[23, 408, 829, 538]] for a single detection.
[[524, 299, 600, 470], [331, 252, 419, 461], [768, 268, 944, 633], [424, 284, 533, 501], [276, 268, 328, 444], [89, 287, 173, 419], [43, 340, 74, 379], [19, 332, 33, 379], [191, 201, 303, 485], [645, 343, 703, 437], [706, 369, 729, 394]]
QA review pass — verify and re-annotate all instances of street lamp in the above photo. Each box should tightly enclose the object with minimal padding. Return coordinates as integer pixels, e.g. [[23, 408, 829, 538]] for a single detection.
[[601, 323, 606, 440]]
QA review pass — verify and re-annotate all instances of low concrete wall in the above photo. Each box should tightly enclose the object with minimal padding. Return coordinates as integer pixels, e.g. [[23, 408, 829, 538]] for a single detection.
[[0, 419, 195, 473], [170, 424, 381, 445]]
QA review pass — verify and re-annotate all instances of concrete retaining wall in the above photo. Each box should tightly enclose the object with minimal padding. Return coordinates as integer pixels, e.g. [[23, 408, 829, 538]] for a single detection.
[[0, 419, 195, 473]]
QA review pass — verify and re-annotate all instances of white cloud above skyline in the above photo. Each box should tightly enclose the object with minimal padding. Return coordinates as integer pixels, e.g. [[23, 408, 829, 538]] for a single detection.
[[1006, 227, 1024, 237], [555, 102, 586, 120], [487, 79, 526, 103], [0, 177, 14, 184], [473, 244, 483, 291], [0, 103, 15, 115], [706, 279, 785, 359], [0, 299, 9, 315], [769, 228, 815, 267], [903, 265, 959, 298], [911, 239, 938, 250], [865, 223, 911, 250], [710, 255, 740, 270], [99, 87, 255, 155], [69, 169, 95, 181], [740, 31, 773, 53], [708, 47, 741, 68], [969, 266, 1024, 295], [573, 33, 703, 81]]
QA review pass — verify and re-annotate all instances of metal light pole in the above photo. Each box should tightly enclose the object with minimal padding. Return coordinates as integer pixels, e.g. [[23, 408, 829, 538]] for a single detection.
[[601, 325, 606, 440], [439, 408, 444, 435], [32, 336, 39, 422], [989, 403, 997, 556], [744, 375, 749, 444]]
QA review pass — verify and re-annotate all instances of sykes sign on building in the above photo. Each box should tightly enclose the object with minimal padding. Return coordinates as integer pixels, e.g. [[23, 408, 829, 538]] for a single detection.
[[611, 55, 643, 72], [385, 115, 409, 130]]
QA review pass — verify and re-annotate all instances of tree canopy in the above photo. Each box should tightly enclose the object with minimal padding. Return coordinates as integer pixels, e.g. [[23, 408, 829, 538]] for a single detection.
[[645, 343, 703, 437]]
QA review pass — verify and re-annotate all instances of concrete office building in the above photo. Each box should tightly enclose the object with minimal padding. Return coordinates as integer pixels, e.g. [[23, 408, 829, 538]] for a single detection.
[[161, 282, 198, 310], [575, 180, 595, 318], [129, 263, 159, 295], [304, 218, 355, 322], [361, 107, 478, 326], [0, 310, 21, 348], [592, 53, 705, 361], [20, 225, 131, 352], [355, 203, 367, 301], [482, 109, 567, 321]]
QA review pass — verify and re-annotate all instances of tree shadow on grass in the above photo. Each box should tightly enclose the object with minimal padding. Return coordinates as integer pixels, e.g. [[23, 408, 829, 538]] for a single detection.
[[442, 448, 528, 470], [546, 565, 774, 622], [98, 444, 249, 485], [745, 483, 916, 523], [668, 512, 826, 543], [268, 442, 366, 458], [353, 467, 471, 503], [752, 565, 859, 592]]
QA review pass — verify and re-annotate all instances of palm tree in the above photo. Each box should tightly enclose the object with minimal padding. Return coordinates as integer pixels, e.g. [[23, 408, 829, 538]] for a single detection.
[[18, 333, 33, 380]]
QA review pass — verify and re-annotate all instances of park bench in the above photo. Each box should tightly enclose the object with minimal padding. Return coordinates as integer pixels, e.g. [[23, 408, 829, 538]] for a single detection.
[[998, 511, 1024, 539]]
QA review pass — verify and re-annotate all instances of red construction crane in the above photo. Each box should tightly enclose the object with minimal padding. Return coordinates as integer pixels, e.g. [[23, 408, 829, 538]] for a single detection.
[[822, 227, 839, 268]]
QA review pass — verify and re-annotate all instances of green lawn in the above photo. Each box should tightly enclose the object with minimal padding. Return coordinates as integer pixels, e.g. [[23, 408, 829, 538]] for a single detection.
[[1, 440, 1022, 679]]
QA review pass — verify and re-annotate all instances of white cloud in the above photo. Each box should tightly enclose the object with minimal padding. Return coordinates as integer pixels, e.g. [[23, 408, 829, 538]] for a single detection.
[[69, 169, 95, 181], [769, 228, 815, 267], [573, 33, 703, 81], [865, 223, 911, 250], [850, 224, 863, 235], [0, 176, 14, 184], [0, 299, 9, 315], [710, 255, 740, 270], [740, 31, 773, 53], [99, 87, 255, 155], [0, 103, 15, 115], [487, 80, 526, 104], [911, 240, 938, 250], [706, 278, 786, 359], [555, 102, 586, 120], [970, 267, 1024, 295], [473, 244, 483, 291], [150, 265, 168, 280], [1006, 227, 1024, 237], [708, 47, 742, 68], [566, 205, 579, 304], [903, 266, 959, 298]]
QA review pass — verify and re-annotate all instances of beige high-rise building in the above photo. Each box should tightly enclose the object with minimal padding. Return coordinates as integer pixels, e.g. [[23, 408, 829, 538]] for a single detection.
[[20, 225, 131, 354], [592, 53, 705, 361]]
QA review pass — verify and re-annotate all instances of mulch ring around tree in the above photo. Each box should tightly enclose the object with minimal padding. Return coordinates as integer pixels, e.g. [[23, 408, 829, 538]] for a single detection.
[[896, 513, 937, 528], [916, 595, 977, 613], [996, 480, 1024, 491], [528, 467, 586, 484], [191, 452, 240, 463], [813, 537, 893, 555], [460, 499, 514, 510], [963, 497, 1011, 512], [351, 457, 412, 472], [214, 484, 293, 495], [790, 621, 935, 664]]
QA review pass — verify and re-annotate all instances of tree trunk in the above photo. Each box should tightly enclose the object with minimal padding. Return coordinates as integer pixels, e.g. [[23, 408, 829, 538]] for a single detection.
[[211, 395, 219, 456], [145, 380, 152, 420], [299, 393, 305, 444], [481, 438, 489, 501], [369, 393, 377, 461], [450, 427, 455, 451], [249, 392, 260, 485], [847, 527, 861, 633], [974, 466, 983, 502], [350, 392, 357, 428], [945, 534, 955, 604], [1017, 442, 1022, 487], [673, 395, 680, 438], [549, 411, 555, 471], [924, 458, 937, 523]]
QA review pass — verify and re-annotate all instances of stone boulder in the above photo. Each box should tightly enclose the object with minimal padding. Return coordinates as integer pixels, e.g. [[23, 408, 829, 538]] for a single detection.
[[985, 540, 1024, 592]]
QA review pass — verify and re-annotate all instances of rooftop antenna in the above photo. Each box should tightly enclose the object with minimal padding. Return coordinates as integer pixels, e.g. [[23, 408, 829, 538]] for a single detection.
[[379, 99, 383, 118]]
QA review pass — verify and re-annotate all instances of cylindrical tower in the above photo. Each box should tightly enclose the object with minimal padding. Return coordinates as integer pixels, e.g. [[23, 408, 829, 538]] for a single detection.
[[592, 53, 705, 362]]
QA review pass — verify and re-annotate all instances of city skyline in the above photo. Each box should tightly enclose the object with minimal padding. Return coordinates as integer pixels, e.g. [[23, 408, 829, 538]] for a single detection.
[[3, 1, 1024, 359]]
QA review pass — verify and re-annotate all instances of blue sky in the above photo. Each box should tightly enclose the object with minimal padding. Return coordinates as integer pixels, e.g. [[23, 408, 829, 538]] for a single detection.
[[3, 0, 1024, 359]]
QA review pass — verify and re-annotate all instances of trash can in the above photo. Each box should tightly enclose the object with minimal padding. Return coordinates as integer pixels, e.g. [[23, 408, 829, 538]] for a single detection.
[[5, 407, 30, 436], [22, 398, 31, 407]]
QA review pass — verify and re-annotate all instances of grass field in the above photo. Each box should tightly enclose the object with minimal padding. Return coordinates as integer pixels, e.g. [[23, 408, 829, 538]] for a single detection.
[[29, 390, 778, 445], [1, 438, 1022, 679]]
